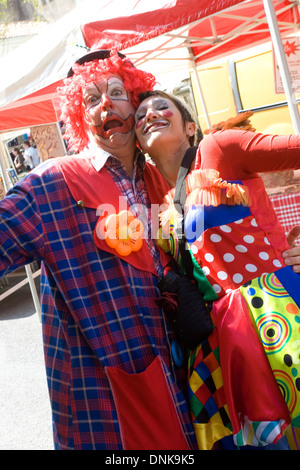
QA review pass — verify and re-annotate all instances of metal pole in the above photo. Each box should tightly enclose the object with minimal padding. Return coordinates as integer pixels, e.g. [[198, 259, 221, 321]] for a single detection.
[[56, 121, 68, 155], [188, 48, 211, 129], [0, 134, 42, 321], [0, 137, 11, 191], [25, 264, 42, 321], [263, 0, 300, 134]]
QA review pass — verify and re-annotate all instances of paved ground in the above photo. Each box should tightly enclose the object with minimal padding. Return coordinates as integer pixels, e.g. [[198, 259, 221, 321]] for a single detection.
[[0, 269, 54, 450]]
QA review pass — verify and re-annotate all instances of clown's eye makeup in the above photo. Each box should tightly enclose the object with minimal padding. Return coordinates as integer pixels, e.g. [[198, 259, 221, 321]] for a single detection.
[[85, 95, 100, 106], [135, 108, 146, 122], [83, 78, 128, 110], [152, 99, 170, 111], [135, 98, 171, 123], [83, 85, 101, 109], [107, 79, 128, 101], [156, 101, 169, 111]]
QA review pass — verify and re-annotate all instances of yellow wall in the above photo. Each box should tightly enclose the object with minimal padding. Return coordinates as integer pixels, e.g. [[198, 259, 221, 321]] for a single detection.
[[191, 45, 300, 135]]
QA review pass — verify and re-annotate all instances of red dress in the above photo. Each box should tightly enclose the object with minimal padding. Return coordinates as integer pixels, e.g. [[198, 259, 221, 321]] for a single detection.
[[161, 130, 300, 449]]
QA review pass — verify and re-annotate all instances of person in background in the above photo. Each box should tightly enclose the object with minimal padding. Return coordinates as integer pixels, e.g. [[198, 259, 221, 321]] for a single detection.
[[30, 139, 41, 166], [12, 148, 25, 173], [22, 140, 33, 170], [135, 89, 300, 450], [23, 140, 40, 169]]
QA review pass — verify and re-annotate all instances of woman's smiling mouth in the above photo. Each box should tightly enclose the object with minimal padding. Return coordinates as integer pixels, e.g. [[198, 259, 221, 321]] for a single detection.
[[142, 120, 169, 135]]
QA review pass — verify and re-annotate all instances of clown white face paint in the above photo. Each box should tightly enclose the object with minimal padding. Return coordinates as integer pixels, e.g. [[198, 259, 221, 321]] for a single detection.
[[135, 96, 193, 162], [82, 75, 136, 152]]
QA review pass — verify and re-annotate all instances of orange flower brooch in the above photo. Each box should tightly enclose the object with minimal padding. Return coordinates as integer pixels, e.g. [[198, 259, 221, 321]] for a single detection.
[[95, 210, 144, 257]]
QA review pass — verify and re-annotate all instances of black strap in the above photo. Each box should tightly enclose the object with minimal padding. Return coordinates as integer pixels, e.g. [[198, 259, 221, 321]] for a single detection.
[[174, 146, 197, 208], [174, 147, 197, 279]]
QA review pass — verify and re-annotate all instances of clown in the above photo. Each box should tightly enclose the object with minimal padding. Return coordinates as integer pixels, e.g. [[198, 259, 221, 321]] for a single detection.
[[0, 50, 197, 450]]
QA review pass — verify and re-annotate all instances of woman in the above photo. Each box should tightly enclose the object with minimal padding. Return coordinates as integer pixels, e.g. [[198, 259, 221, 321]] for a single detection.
[[12, 148, 25, 173], [135, 90, 300, 450]]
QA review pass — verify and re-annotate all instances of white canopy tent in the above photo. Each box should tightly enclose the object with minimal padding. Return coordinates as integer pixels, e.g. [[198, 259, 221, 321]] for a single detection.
[[0, 0, 103, 107]]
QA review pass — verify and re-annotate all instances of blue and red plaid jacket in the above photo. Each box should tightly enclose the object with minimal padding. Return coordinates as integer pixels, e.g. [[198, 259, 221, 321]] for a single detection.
[[0, 150, 197, 450]]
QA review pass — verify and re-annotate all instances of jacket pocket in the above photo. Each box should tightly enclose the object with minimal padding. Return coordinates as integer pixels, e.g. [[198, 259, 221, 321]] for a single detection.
[[105, 356, 190, 450]]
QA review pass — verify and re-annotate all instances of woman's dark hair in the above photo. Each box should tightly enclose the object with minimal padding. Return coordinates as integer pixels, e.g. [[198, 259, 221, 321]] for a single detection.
[[138, 90, 203, 146]]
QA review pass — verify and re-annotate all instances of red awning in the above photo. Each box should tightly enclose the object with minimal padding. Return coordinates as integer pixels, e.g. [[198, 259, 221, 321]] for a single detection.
[[0, 80, 62, 132], [82, 0, 246, 53], [81, 0, 300, 65], [0, 100, 58, 132], [80, 0, 300, 133]]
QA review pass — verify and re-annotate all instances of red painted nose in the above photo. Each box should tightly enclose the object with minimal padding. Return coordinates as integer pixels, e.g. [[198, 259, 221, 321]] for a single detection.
[[100, 94, 113, 111]]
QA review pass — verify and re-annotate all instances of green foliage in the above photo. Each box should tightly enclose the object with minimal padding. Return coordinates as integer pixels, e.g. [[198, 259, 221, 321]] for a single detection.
[[0, 0, 40, 24]]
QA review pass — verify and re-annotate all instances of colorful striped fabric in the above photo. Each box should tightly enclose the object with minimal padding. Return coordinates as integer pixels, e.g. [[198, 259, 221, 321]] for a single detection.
[[233, 416, 287, 447]]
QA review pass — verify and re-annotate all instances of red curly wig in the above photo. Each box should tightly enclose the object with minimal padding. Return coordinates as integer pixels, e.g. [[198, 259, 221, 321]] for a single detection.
[[58, 50, 156, 152]]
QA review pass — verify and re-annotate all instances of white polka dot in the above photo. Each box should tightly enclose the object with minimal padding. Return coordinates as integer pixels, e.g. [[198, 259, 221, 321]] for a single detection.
[[235, 244, 248, 253], [220, 225, 232, 233], [264, 237, 271, 245], [223, 253, 235, 262], [259, 252, 269, 260], [210, 234, 222, 243], [251, 218, 258, 227], [225, 289, 233, 294], [273, 259, 282, 268], [191, 245, 198, 254], [212, 284, 222, 294], [204, 253, 214, 262], [234, 219, 243, 224], [217, 271, 228, 280], [243, 235, 255, 244], [233, 273, 243, 283], [202, 266, 210, 276], [245, 264, 257, 272]]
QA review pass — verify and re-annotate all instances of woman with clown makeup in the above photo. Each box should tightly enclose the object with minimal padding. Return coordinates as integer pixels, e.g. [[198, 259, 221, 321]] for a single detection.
[[135, 89, 300, 450]]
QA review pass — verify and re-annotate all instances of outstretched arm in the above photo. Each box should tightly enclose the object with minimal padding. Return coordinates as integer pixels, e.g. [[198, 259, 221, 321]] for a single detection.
[[199, 130, 300, 180], [0, 182, 45, 279]]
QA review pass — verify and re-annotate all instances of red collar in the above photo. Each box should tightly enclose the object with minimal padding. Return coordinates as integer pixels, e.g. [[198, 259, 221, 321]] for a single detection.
[[55, 155, 172, 274]]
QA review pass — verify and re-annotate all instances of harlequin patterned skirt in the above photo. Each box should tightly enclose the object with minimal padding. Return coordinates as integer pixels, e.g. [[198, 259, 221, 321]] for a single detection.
[[188, 267, 300, 450]]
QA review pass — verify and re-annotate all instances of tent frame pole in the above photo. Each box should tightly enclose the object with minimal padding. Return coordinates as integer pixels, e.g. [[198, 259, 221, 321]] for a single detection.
[[0, 135, 42, 321], [0, 138, 11, 191], [188, 47, 211, 129], [25, 264, 42, 321], [263, 0, 300, 134]]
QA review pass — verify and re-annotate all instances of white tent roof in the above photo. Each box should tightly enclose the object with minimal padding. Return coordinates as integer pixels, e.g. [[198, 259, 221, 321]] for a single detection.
[[0, 0, 103, 107]]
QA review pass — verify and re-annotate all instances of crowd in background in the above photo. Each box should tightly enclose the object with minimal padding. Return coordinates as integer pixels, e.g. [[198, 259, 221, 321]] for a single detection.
[[11, 139, 41, 174]]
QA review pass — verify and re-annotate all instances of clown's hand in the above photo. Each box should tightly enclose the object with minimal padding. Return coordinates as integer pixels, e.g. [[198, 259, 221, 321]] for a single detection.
[[282, 226, 300, 273], [156, 271, 213, 350]]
